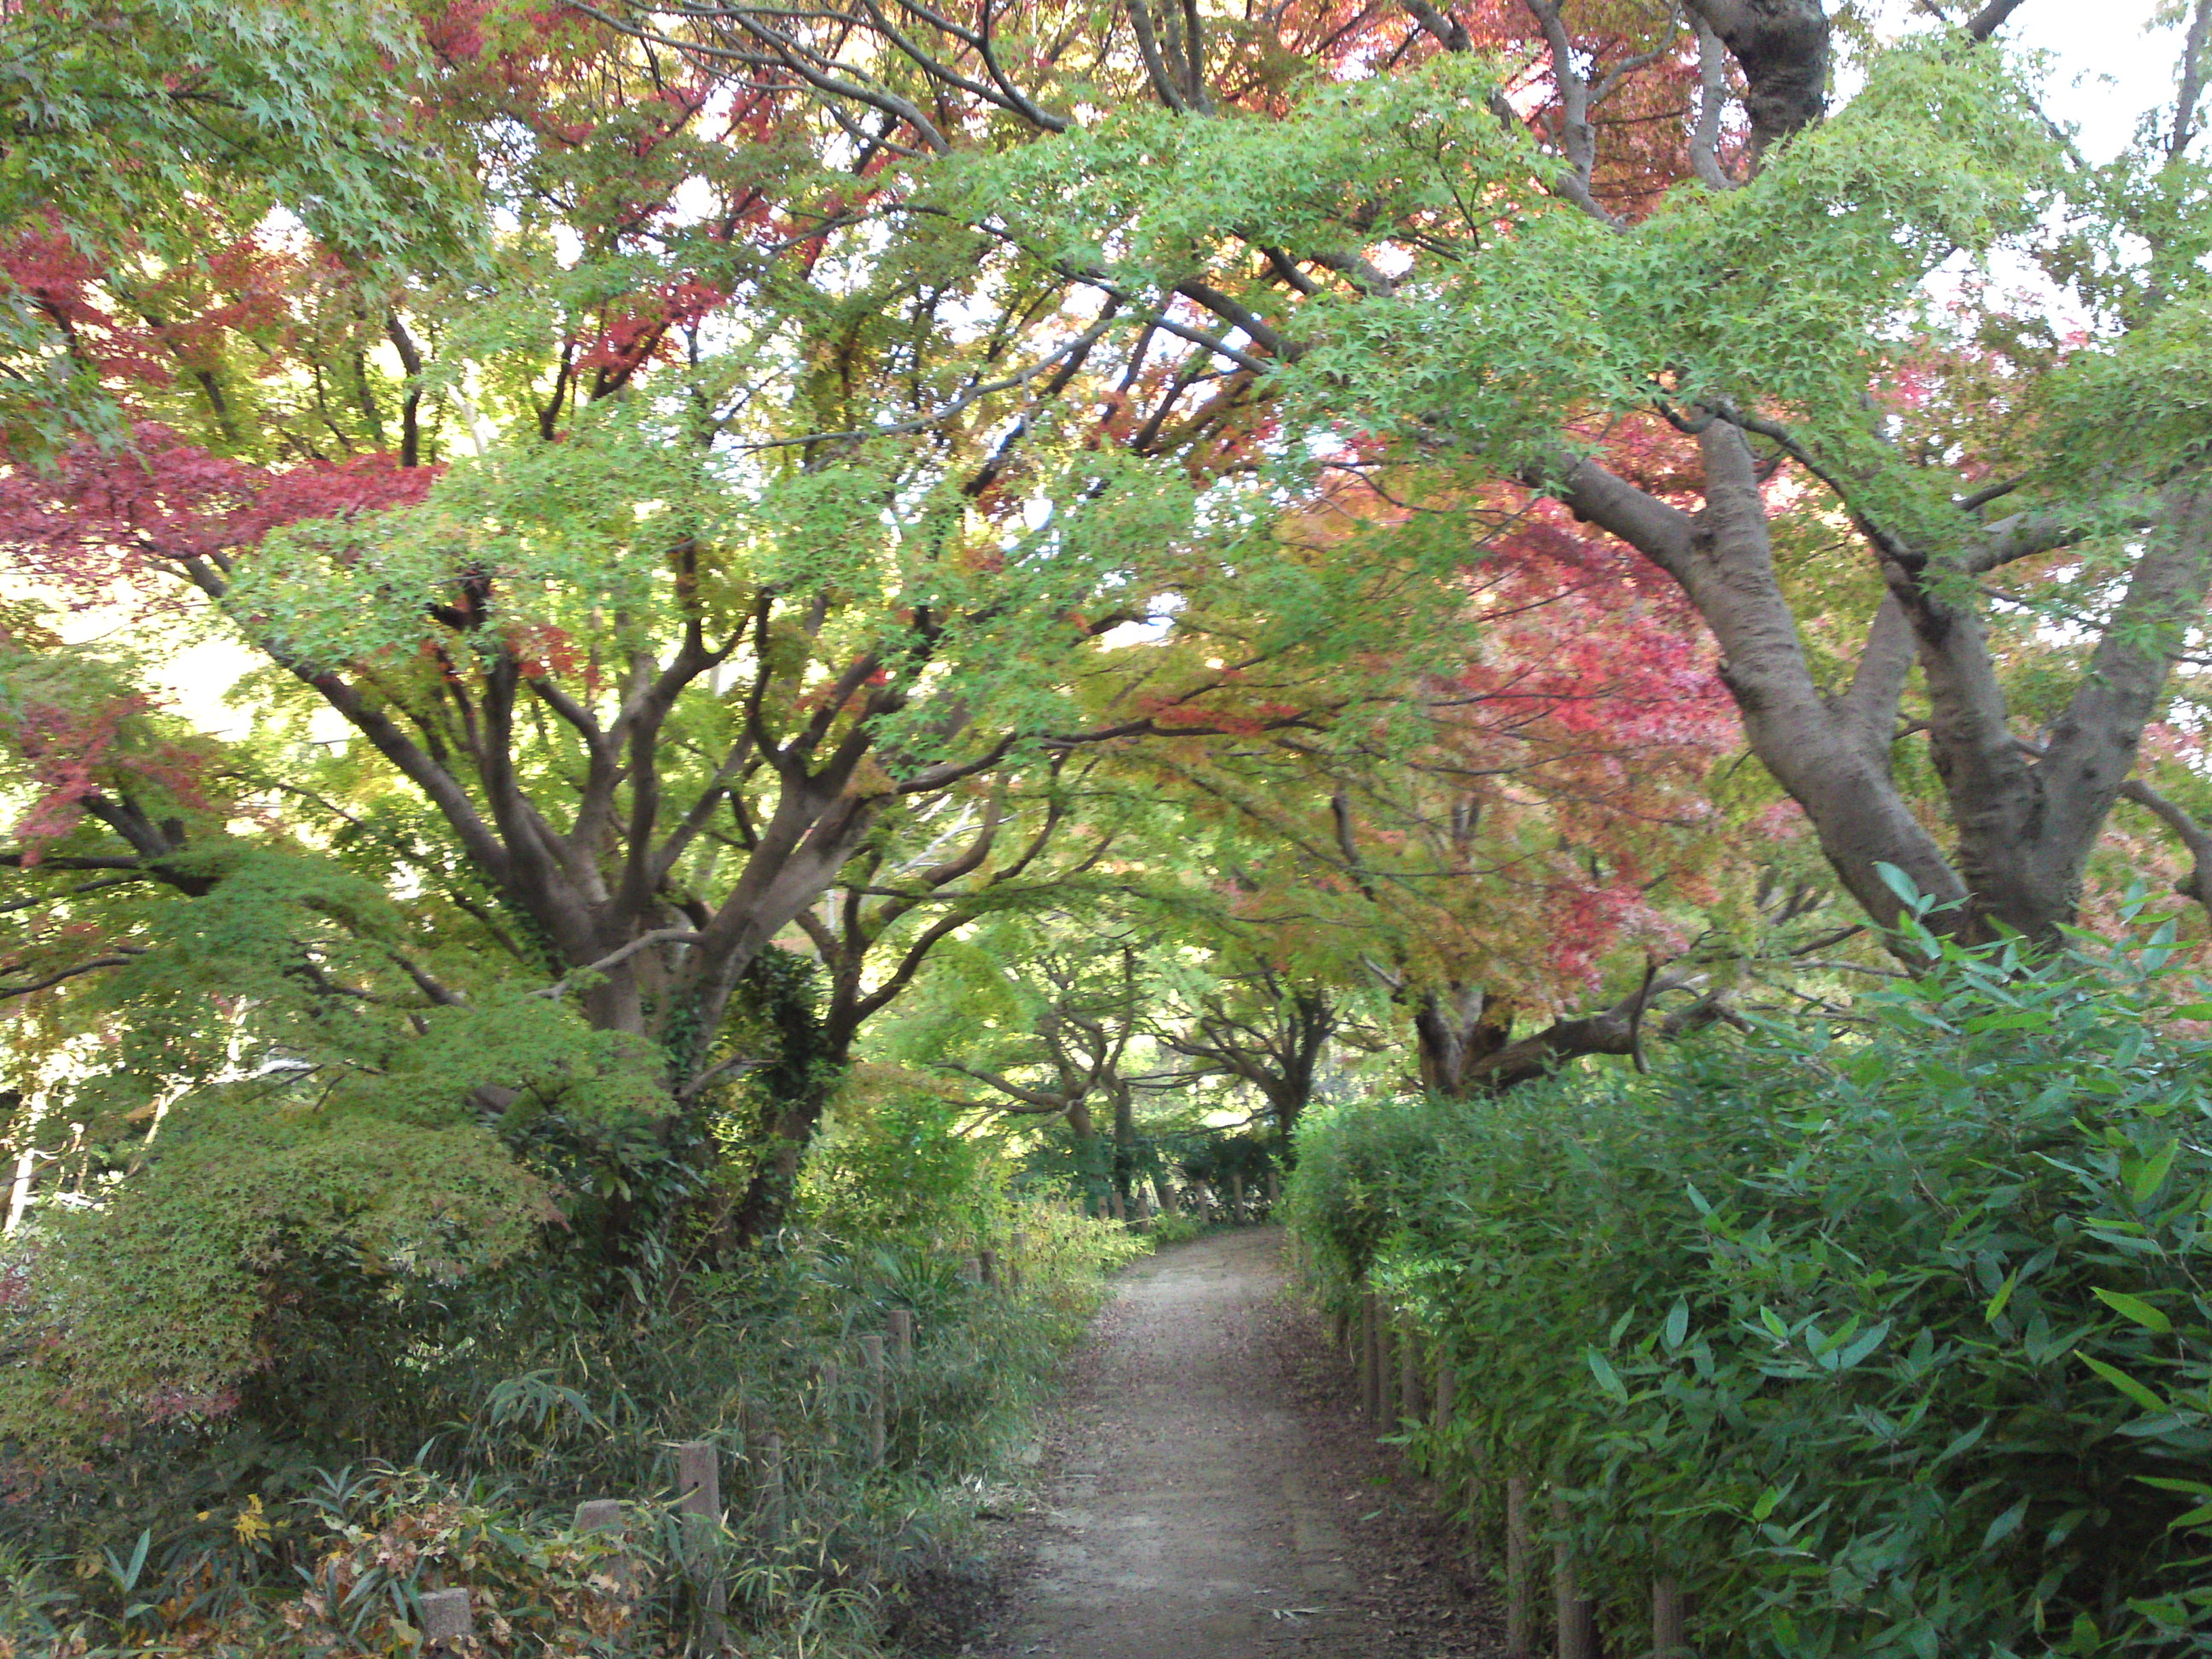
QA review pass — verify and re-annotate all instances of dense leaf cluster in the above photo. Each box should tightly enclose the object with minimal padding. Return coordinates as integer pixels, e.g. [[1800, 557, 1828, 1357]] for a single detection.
[[1293, 900, 2212, 1657]]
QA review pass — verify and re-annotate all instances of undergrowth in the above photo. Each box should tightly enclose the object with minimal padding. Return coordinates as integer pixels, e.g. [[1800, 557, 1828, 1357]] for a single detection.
[[0, 1094, 1149, 1656]]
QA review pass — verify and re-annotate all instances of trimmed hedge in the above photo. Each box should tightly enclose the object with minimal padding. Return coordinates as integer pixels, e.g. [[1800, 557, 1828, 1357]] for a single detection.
[[1291, 917, 2212, 1657]]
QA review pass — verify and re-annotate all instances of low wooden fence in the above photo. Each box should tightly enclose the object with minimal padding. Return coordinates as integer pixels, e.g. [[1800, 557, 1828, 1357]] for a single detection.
[[1330, 1279, 1695, 1659], [1083, 1167, 1281, 1225], [416, 1249, 986, 1650], [418, 1186, 1280, 1648]]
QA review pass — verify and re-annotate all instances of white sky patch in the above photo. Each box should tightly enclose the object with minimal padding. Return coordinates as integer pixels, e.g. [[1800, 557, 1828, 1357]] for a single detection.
[[667, 173, 721, 229], [1855, 0, 2178, 160], [1906, 2, 2182, 331], [1098, 592, 1185, 649], [18, 586, 349, 750], [2005, 0, 2179, 163]]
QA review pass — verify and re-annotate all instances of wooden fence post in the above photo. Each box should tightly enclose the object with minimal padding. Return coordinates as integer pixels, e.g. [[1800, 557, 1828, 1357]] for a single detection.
[[863, 1334, 887, 1469], [420, 1587, 472, 1646], [574, 1499, 633, 1596], [1399, 1326, 1423, 1427], [888, 1307, 913, 1364], [818, 1359, 840, 1450], [1654, 1575, 1688, 1658], [675, 1441, 727, 1637], [677, 1440, 719, 1522], [1231, 1173, 1246, 1223], [1551, 1493, 1598, 1659], [1266, 1168, 1281, 1212], [757, 1431, 786, 1544], [1008, 1228, 1026, 1293], [1505, 1474, 1534, 1658], [977, 1246, 997, 1288], [1360, 1292, 1382, 1419]]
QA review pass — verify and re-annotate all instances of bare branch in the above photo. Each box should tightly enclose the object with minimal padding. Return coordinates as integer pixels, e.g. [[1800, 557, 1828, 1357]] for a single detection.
[[1125, 0, 1190, 113], [535, 927, 705, 998], [1965, 0, 2033, 41], [1522, 0, 1627, 226], [2171, 0, 2212, 158], [2119, 774, 2212, 905], [0, 875, 147, 913], [0, 951, 143, 1001], [1690, 18, 1740, 189], [941, 1061, 1080, 1112], [561, 0, 955, 152], [1400, 0, 1472, 51]]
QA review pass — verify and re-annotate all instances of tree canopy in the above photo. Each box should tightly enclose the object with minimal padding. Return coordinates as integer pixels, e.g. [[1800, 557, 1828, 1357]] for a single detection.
[[2, 0, 2209, 1457]]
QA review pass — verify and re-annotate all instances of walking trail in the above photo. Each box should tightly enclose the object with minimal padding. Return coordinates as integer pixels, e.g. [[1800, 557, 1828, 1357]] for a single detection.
[[986, 1227, 1499, 1659]]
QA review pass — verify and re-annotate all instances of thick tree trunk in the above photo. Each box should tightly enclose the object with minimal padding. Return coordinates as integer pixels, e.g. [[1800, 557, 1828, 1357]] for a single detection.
[[1412, 983, 1513, 1099], [1556, 438, 2212, 950], [1897, 474, 2212, 941], [1680, 0, 1830, 164], [721, 955, 852, 1249], [1111, 1083, 1136, 1203], [1541, 4, 2212, 948]]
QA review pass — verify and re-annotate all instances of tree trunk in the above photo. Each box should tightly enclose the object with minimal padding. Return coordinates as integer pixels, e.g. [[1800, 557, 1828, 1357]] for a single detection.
[[721, 952, 849, 1249], [1412, 984, 1513, 1099], [1110, 1082, 1136, 1203], [1273, 990, 1329, 1155], [1556, 438, 2212, 950], [1534, 12, 2212, 951]]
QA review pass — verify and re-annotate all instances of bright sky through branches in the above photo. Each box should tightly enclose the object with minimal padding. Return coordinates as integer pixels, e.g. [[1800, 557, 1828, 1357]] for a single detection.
[[32, 0, 2197, 741], [2011, 0, 2176, 160], [1870, 0, 2179, 161]]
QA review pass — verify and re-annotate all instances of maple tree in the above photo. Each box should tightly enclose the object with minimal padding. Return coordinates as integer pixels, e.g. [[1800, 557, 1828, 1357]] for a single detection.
[[1151, 959, 1340, 1153], [724, 755, 1129, 1236], [18, 8, 2212, 1650], [925, 917, 1158, 1176], [0, 0, 475, 459], [3, 0, 2206, 1456], [569, 0, 2212, 951], [1121, 481, 1767, 1097], [0, 0, 1496, 1296]]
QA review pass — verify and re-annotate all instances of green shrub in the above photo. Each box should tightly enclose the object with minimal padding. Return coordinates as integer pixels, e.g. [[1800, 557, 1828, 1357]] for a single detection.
[[1144, 1208, 1208, 1247], [0, 1093, 1144, 1656], [1291, 910, 2212, 1658]]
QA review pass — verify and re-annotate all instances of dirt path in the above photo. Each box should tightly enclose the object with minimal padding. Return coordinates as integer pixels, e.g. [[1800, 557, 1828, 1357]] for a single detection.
[[985, 1228, 1499, 1659]]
